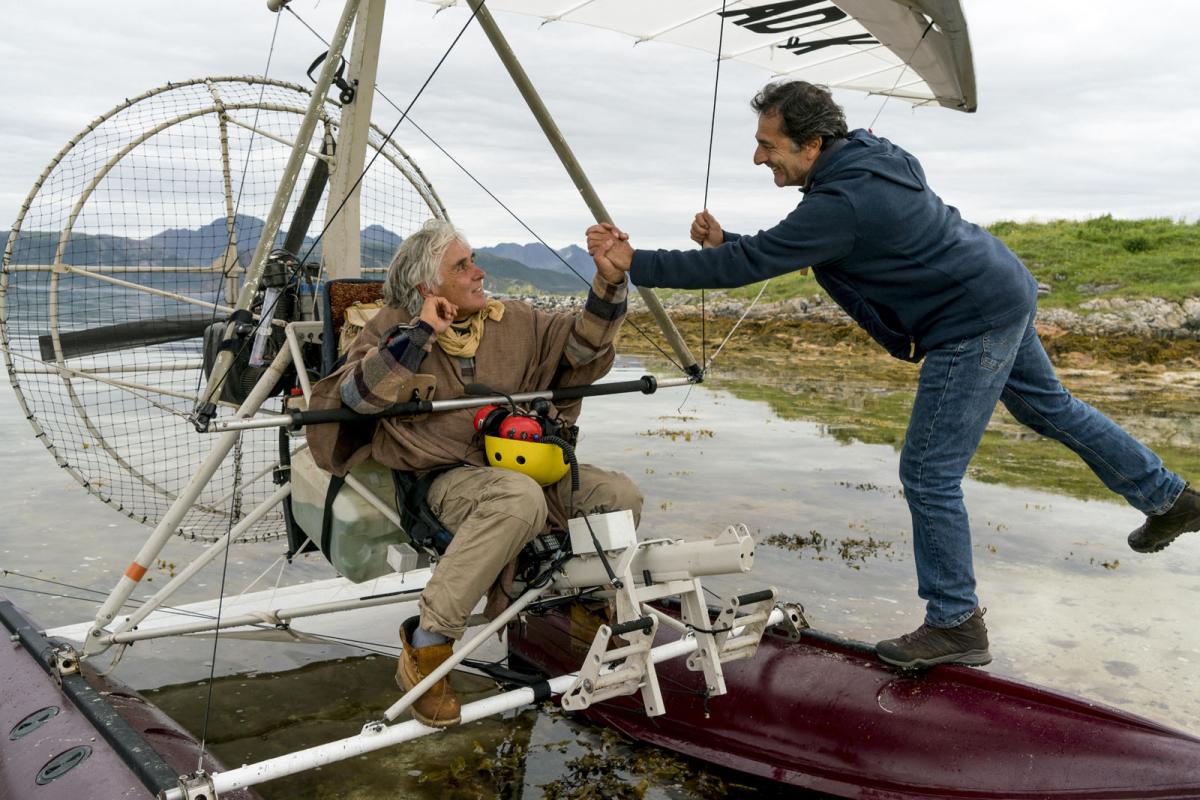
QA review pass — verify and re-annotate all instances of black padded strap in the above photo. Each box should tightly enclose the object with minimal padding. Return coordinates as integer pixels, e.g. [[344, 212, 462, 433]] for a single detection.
[[392, 467, 457, 555], [320, 474, 347, 560]]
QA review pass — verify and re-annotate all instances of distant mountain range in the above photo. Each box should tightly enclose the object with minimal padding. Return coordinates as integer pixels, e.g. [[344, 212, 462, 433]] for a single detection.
[[8, 216, 594, 295], [481, 242, 596, 283]]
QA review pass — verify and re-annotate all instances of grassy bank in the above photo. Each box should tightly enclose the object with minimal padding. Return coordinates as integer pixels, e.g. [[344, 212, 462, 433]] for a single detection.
[[674, 217, 1200, 311], [619, 313, 1200, 367], [616, 319, 1200, 505]]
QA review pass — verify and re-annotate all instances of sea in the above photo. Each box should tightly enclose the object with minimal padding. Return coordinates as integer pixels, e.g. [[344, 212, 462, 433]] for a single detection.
[[3, 352, 1198, 799]]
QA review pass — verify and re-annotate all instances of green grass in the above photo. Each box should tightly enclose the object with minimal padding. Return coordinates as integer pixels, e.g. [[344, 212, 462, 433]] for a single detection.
[[994, 216, 1200, 308], [665, 217, 1200, 311], [709, 374, 1200, 505]]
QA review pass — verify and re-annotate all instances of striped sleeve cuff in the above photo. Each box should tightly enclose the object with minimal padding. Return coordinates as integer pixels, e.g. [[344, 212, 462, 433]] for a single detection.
[[564, 273, 627, 366], [339, 322, 431, 412]]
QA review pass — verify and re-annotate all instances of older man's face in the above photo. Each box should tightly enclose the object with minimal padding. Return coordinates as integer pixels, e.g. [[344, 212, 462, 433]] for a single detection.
[[429, 239, 487, 318]]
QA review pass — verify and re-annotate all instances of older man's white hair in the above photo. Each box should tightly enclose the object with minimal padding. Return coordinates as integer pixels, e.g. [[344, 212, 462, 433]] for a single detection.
[[382, 218, 470, 314]]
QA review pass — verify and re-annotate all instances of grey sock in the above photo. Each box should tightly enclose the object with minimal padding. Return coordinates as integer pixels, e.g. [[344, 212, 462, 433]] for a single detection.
[[412, 626, 449, 648]]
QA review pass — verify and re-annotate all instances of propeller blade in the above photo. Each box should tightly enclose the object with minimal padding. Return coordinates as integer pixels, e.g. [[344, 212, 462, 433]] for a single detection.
[[38, 315, 212, 361]]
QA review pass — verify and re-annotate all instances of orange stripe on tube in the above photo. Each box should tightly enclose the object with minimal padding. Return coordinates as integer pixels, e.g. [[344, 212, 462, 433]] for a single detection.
[[124, 562, 147, 582]]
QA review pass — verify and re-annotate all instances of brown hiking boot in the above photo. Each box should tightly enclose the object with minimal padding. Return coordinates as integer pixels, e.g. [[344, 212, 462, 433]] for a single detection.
[[397, 617, 461, 728], [876, 608, 991, 669], [1128, 485, 1200, 553]]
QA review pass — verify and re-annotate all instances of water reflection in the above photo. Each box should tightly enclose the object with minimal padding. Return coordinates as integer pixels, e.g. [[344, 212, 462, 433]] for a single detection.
[[706, 356, 1200, 504], [604, 353, 1200, 739], [3, 348, 1198, 798], [146, 657, 802, 800]]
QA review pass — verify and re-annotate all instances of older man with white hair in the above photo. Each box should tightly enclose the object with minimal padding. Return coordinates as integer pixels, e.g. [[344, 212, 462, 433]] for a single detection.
[[313, 218, 641, 728]]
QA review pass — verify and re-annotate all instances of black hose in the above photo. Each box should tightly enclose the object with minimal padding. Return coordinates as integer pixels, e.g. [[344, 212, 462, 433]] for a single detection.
[[543, 435, 578, 492]]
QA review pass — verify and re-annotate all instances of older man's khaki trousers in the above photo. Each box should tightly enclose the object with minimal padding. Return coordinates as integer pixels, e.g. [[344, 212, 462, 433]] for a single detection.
[[417, 464, 643, 639]]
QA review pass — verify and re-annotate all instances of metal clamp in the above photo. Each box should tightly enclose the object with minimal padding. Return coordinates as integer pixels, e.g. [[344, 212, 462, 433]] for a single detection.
[[562, 538, 665, 716], [767, 601, 810, 643], [561, 615, 659, 713], [166, 770, 217, 800], [692, 587, 778, 668], [48, 643, 80, 686]]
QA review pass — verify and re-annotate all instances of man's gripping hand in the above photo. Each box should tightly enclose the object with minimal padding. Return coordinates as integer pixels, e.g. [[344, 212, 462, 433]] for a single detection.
[[690, 209, 723, 248], [586, 222, 634, 281]]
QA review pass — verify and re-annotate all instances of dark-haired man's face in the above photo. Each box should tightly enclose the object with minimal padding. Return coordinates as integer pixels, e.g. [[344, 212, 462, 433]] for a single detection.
[[753, 111, 821, 188]]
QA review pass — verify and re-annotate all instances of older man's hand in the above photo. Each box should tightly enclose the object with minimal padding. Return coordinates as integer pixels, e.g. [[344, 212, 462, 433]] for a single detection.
[[418, 295, 457, 335], [586, 223, 634, 283]]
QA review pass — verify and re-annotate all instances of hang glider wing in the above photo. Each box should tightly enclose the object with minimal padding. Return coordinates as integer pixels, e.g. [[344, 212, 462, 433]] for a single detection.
[[427, 0, 976, 112]]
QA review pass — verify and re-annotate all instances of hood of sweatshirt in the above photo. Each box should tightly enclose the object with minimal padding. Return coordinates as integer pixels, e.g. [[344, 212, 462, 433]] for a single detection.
[[803, 128, 924, 194]]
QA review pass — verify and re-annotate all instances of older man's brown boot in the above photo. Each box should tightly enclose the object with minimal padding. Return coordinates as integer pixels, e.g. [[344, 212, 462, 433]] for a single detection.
[[396, 617, 461, 728]]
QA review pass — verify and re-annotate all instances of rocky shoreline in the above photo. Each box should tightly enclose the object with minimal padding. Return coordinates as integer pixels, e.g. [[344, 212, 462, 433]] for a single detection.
[[510, 291, 1200, 342]]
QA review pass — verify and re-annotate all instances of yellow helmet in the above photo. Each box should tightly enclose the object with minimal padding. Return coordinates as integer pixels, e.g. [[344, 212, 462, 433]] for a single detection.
[[483, 434, 570, 487]]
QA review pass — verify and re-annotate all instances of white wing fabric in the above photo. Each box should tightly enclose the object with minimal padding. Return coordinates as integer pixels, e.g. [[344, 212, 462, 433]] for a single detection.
[[427, 0, 976, 112]]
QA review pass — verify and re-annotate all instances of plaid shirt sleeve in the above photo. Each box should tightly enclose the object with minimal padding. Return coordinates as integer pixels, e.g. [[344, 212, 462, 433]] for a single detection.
[[339, 320, 433, 413], [561, 273, 628, 369]]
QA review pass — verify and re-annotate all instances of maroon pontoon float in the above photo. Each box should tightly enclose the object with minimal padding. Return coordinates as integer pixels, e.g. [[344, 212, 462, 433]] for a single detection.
[[5, 1, 1199, 799], [0, 596, 259, 800], [509, 600, 1200, 800]]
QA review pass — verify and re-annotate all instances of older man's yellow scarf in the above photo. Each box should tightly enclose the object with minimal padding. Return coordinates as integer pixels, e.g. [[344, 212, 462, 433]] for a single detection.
[[436, 299, 505, 358]]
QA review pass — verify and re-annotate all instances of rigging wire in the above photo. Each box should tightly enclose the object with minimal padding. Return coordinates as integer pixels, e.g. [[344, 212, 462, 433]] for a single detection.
[[195, 13, 284, 401], [686, 15, 939, 390], [197, 0, 489, 404], [291, 2, 486, 273], [675, 0, 729, 413], [869, 19, 936, 132], [283, 4, 686, 374], [189, 13, 290, 770], [0, 569, 218, 621], [704, 280, 770, 372], [200, 1, 498, 406], [699, 0, 730, 374], [0, 584, 150, 610], [195, 481, 241, 769]]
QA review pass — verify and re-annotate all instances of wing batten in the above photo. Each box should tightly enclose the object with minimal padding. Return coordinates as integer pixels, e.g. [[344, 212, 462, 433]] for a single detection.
[[427, 0, 977, 112]]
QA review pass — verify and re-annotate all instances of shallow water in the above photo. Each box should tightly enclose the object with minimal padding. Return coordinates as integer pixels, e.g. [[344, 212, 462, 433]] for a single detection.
[[2, 349, 1198, 798]]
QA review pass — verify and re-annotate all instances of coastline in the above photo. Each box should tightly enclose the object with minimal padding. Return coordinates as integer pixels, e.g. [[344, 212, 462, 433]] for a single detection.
[[514, 291, 1200, 366]]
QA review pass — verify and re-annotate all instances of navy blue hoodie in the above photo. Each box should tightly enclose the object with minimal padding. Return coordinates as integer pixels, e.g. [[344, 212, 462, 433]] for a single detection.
[[629, 129, 1038, 361]]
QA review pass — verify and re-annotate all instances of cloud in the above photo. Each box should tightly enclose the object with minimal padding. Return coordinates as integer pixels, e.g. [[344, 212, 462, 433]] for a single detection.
[[3, 1, 1198, 254]]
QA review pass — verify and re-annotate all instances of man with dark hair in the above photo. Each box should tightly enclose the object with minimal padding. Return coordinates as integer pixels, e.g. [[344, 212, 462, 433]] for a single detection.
[[586, 79, 1200, 669]]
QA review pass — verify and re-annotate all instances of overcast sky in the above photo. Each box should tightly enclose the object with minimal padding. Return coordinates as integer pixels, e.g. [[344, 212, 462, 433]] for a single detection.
[[3, 1, 1199, 251]]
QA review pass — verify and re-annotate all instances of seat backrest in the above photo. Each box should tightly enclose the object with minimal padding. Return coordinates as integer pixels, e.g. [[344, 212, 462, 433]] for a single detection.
[[320, 278, 385, 377]]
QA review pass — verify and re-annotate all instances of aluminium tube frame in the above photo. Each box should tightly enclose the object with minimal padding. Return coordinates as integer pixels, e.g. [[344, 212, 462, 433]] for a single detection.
[[158, 607, 787, 799], [381, 581, 550, 722], [207, 374, 695, 433], [199, 0, 362, 411], [108, 484, 294, 639], [83, 344, 295, 657], [107, 586, 425, 645], [465, 0, 702, 379]]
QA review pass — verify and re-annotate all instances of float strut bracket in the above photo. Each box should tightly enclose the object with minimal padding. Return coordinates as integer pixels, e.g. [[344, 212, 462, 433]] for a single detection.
[[562, 539, 665, 716], [48, 643, 81, 687], [166, 770, 217, 800], [767, 602, 811, 643], [703, 585, 779, 666], [561, 616, 661, 714]]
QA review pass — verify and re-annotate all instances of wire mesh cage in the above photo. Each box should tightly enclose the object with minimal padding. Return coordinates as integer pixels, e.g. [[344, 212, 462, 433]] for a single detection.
[[2, 76, 447, 542]]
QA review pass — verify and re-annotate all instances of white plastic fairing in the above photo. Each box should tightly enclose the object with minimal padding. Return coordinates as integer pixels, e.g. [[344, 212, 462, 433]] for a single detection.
[[568, 509, 637, 555]]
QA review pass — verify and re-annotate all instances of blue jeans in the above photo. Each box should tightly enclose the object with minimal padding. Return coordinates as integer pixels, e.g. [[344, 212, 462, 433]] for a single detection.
[[900, 312, 1185, 628]]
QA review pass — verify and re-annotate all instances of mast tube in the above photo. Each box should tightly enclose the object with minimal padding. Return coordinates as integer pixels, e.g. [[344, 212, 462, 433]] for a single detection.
[[465, 0, 701, 377], [197, 0, 363, 413], [323, 0, 388, 279]]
